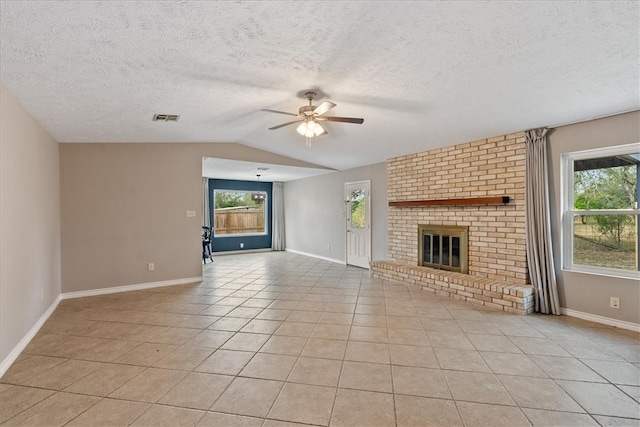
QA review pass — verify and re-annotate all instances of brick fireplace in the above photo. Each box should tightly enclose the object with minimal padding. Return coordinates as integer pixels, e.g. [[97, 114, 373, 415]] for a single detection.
[[372, 132, 534, 314]]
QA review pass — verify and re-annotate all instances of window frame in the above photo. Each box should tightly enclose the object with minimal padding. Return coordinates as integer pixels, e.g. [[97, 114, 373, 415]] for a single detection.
[[561, 142, 640, 279], [212, 189, 269, 238]]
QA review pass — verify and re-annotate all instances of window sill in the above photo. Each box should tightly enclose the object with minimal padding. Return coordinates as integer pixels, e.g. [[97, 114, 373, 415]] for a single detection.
[[214, 233, 268, 238], [562, 266, 640, 281]]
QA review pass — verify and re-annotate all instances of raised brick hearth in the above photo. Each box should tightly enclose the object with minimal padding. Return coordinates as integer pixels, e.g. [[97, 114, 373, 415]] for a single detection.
[[371, 260, 534, 314]]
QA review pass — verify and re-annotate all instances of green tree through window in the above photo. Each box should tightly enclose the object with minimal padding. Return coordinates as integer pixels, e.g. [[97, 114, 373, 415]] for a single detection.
[[574, 165, 636, 245], [215, 191, 263, 209], [350, 189, 366, 228]]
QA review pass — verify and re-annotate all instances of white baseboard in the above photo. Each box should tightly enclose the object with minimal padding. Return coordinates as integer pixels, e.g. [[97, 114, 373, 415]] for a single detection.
[[0, 295, 62, 378], [1, 276, 204, 378], [285, 248, 345, 265], [61, 277, 203, 300], [561, 308, 640, 332], [212, 248, 272, 256]]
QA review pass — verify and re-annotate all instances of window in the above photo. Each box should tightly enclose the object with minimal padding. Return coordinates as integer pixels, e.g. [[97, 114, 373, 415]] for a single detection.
[[213, 189, 267, 237], [350, 189, 366, 228], [562, 143, 640, 277]]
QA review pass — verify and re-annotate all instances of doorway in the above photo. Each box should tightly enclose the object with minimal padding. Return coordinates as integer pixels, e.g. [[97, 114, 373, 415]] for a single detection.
[[345, 180, 371, 269]]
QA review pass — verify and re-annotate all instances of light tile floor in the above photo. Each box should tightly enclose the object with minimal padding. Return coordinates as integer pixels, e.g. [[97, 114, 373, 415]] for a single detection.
[[1, 252, 639, 426]]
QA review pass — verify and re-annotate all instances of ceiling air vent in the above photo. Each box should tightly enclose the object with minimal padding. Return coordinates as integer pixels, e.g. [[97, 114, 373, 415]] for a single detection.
[[153, 114, 180, 122]]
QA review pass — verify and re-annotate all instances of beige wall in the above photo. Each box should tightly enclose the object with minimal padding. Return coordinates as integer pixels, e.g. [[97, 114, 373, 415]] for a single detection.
[[548, 111, 640, 324], [387, 133, 528, 284], [0, 85, 61, 366], [60, 142, 326, 293], [284, 162, 388, 263]]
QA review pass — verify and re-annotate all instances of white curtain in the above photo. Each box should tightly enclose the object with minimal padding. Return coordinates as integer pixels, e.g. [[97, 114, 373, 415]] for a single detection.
[[272, 182, 285, 251], [525, 128, 560, 314], [202, 177, 210, 228]]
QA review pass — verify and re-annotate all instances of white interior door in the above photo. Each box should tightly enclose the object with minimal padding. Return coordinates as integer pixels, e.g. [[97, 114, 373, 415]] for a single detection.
[[345, 180, 371, 269]]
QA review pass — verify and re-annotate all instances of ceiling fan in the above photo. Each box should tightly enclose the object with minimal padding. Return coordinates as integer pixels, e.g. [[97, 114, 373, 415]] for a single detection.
[[262, 91, 364, 145]]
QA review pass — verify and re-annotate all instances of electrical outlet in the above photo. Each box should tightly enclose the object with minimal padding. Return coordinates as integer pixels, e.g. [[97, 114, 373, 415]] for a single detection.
[[328, 244, 331, 250], [240, 243, 244, 248], [610, 297, 620, 309], [148, 263, 155, 271], [185, 210, 196, 217], [40, 287, 44, 300]]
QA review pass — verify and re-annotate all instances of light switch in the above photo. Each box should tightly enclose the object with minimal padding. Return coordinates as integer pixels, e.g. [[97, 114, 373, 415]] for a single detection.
[[186, 210, 196, 217]]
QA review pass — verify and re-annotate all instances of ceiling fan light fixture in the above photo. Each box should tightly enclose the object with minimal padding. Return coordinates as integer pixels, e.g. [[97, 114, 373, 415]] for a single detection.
[[312, 121, 325, 136], [296, 119, 324, 138], [264, 91, 362, 145], [296, 121, 308, 136]]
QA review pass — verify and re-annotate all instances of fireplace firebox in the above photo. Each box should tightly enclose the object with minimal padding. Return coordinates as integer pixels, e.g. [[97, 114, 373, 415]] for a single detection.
[[418, 225, 469, 273]]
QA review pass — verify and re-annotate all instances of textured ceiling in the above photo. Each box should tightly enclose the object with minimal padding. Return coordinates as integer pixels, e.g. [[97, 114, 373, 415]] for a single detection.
[[1, 1, 638, 171]]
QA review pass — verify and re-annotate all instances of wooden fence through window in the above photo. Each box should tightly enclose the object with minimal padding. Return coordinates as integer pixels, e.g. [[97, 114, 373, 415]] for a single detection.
[[214, 207, 265, 235]]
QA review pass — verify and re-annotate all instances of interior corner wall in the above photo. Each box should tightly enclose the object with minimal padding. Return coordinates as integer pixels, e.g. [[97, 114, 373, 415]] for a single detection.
[[60, 143, 202, 292], [283, 162, 388, 264], [548, 110, 640, 325], [0, 85, 61, 365], [59, 143, 325, 293]]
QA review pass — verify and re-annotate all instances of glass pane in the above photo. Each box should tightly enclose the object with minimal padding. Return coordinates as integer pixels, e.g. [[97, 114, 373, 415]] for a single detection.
[[350, 189, 366, 228], [424, 235, 431, 264], [573, 159, 637, 210], [213, 190, 266, 236], [573, 214, 638, 271], [442, 236, 450, 266], [432, 235, 440, 265], [451, 237, 460, 267]]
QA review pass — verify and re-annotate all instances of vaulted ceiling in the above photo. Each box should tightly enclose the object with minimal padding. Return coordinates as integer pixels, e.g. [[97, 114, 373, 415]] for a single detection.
[[1, 1, 638, 171]]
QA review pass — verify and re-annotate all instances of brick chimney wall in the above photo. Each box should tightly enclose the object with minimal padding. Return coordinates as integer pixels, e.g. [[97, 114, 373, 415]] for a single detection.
[[386, 132, 528, 285]]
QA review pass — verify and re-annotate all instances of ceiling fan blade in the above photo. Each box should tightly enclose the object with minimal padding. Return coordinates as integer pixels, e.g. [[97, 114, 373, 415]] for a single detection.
[[261, 109, 298, 117], [320, 116, 364, 124], [313, 101, 336, 117], [268, 119, 303, 130]]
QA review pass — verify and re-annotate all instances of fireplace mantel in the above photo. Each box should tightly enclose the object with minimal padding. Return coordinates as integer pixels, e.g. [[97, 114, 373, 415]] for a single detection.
[[389, 196, 510, 207]]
